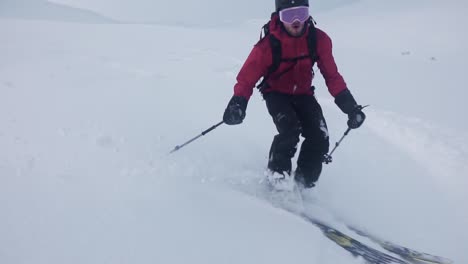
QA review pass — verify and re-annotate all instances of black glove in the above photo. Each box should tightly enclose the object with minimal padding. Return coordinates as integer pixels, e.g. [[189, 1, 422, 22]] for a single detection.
[[335, 89, 366, 129], [223, 95, 248, 125], [347, 106, 366, 129]]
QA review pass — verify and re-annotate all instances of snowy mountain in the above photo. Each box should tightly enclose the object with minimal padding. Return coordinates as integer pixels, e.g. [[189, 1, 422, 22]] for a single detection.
[[1, 0, 467, 263], [0, 0, 114, 23], [46, 0, 360, 26]]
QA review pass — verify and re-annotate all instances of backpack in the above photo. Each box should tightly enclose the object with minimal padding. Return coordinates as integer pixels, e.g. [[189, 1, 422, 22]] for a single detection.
[[256, 14, 318, 92]]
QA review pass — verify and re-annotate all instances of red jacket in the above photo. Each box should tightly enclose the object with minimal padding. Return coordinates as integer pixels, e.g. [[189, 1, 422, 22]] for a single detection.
[[234, 16, 347, 100]]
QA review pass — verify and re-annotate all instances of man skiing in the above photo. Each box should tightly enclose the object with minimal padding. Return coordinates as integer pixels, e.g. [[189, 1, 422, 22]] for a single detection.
[[223, 0, 366, 189]]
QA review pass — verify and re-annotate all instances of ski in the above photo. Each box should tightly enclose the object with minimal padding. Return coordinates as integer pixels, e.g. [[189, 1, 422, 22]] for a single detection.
[[347, 225, 453, 264], [265, 186, 409, 264], [300, 213, 409, 264], [263, 181, 452, 264]]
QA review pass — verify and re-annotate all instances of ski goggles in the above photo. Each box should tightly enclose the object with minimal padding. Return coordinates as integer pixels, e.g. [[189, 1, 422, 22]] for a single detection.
[[279, 6, 310, 24]]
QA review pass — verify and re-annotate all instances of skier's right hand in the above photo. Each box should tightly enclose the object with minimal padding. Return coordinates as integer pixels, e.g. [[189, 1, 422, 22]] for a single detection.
[[223, 95, 247, 125]]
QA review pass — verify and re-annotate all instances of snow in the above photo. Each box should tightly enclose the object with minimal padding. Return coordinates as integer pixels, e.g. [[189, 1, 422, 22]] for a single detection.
[[46, 0, 359, 26], [0, 0, 114, 23], [1, 0, 467, 263]]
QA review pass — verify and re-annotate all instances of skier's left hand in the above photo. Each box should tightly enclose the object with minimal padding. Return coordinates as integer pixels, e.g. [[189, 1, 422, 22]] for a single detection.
[[347, 105, 366, 129]]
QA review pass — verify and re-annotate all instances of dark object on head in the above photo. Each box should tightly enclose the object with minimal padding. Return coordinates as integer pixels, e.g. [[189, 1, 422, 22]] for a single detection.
[[275, 0, 309, 11]]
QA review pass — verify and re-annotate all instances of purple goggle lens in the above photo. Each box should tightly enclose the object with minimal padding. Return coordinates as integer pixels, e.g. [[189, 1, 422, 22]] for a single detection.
[[279, 6, 310, 24]]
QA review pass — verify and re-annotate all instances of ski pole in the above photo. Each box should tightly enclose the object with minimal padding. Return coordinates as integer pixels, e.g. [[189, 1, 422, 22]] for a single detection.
[[323, 127, 351, 164], [169, 121, 224, 154], [323, 105, 369, 164]]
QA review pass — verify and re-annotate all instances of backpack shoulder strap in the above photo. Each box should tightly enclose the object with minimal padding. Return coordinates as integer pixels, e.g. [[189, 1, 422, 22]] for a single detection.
[[307, 17, 319, 62], [268, 34, 282, 76], [256, 19, 282, 91], [259, 21, 270, 40]]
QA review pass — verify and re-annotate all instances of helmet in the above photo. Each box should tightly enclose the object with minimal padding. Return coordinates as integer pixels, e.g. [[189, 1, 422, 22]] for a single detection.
[[275, 0, 309, 11]]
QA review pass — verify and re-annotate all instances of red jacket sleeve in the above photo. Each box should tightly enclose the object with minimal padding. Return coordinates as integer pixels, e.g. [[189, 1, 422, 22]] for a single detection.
[[233, 40, 271, 100], [316, 29, 347, 97]]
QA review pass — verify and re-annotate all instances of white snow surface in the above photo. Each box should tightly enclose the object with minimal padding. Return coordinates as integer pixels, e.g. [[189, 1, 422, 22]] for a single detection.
[[1, 0, 467, 263]]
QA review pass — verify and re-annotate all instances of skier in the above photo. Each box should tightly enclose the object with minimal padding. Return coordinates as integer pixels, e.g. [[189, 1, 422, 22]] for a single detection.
[[223, 0, 366, 189]]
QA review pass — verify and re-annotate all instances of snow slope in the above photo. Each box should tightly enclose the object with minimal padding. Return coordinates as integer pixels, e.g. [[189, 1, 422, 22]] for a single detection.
[[0, 0, 114, 23], [47, 0, 359, 26], [1, 0, 467, 263]]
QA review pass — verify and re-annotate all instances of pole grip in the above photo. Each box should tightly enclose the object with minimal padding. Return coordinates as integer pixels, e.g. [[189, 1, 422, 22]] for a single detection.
[[344, 127, 351, 136], [202, 121, 224, 135]]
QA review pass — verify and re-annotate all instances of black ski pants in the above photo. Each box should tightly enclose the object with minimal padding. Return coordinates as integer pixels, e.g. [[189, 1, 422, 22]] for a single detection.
[[264, 92, 330, 183]]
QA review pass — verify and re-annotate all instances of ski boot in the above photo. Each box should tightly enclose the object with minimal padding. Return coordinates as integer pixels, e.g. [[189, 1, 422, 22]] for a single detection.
[[265, 169, 295, 192]]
